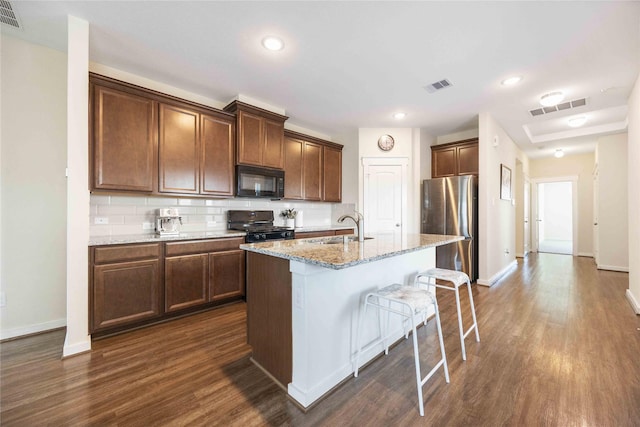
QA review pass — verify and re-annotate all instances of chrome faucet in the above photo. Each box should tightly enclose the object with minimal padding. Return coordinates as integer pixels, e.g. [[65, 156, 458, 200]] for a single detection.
[[337, 211, 365, 242]]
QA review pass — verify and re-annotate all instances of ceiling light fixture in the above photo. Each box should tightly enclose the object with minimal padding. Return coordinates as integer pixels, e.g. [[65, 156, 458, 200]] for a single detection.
[[262, 36, 284, 51], [568, 116, 587, 128], [393, 112, 406, 120], [554, 149, 565, 158], [540, 91, 565, 107], [501, 76, 522, 86]]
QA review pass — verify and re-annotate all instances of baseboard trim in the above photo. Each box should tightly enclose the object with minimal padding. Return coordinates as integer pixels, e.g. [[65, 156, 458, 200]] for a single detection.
[[63, 338, 92, 358], [0, 318, 66, 341], [626, 289, 640, 314], [477, 260, 518, 287], [597, 264, 629, 273], [577, 252, 593, 258]]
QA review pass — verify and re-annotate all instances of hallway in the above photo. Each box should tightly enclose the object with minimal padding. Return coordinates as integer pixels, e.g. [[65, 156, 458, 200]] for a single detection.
[[1, 253, 639, 426]]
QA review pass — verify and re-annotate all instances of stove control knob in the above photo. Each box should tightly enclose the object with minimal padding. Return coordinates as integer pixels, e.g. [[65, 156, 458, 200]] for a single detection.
[[261, 233, 266, 240]]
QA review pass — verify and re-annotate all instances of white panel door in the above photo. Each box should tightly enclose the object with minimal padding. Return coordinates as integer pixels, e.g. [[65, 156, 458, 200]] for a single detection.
[[364, 164, 403, 238], [524, 178, 530, 255]]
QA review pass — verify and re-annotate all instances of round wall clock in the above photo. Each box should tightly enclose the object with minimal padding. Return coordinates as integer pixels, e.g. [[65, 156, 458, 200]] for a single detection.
[[377, 134, 395, 151]]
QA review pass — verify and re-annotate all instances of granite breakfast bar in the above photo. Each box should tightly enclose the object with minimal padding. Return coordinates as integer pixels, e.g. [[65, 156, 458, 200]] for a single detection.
[[240, 233, 463, 408]]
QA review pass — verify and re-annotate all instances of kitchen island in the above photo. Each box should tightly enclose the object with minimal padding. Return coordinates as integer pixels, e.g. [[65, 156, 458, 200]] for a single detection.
[[240, 233, 463, 408]]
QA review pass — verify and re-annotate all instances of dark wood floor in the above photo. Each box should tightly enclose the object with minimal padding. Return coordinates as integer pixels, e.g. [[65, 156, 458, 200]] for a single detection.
[[2, 253, 639, 426]]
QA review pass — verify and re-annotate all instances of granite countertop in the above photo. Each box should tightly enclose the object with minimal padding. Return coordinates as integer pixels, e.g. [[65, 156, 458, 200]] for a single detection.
[[240, 233, 464, 270], [88, 230, 246, 246]]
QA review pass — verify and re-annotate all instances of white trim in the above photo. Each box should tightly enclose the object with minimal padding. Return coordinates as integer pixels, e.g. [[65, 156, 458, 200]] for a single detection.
[[477, 260, 518, 287], [62, 341, 92, 359], [362, 157, 409, 237], [626, 289, 640, 314], [578, 252, 594, 258], [531, 176, 579, 256], [0, 319, 66, 341], [597, 265, 630, 273]]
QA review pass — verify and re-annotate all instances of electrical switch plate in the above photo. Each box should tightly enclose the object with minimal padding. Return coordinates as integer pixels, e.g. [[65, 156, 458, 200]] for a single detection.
[[94, 217, 109, 225]]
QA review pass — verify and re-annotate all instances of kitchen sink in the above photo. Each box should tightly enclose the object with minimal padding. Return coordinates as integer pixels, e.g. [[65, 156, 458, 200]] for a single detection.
[[316, 236, 374, 244]]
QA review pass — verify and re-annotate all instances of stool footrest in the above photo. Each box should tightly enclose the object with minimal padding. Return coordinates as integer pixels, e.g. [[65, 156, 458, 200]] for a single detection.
[[421, 359, 446, 387]]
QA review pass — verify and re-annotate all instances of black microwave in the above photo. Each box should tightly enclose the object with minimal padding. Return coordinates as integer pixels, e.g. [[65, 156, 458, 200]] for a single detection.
[[236, 165, 285, 199]]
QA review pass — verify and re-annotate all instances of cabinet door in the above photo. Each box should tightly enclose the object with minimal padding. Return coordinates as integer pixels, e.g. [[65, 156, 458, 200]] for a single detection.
[[432, 147, 457, 178], [92, 259, 161, 332], [165, 254, 208, 312], [322, 146, 342, 202], [457, 143, 479, 176], [209, 250, 245, 302], [201, 114, 235, 196], [92, 85, 156, 192], [159, 104, 200, 194], [263, 119, 285, 169], [237, 111, 263, 166], [284, 136, 304, 199], [303, 142, 323, 201]]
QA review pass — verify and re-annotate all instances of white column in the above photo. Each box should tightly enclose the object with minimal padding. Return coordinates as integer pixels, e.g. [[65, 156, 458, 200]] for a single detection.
[[63, 15, 91, 357]]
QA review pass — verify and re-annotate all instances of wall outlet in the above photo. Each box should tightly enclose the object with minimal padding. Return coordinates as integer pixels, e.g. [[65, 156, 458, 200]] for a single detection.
[[0, 291, 6, 307], [94, 217, 109, 225], [142, 222, 154, 230]]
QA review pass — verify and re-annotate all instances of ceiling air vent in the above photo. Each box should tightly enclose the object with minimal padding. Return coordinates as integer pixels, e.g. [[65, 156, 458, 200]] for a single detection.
[[528, 97, 587, 117], [424, 79, 453, 93], [0, 0, 21, 29]]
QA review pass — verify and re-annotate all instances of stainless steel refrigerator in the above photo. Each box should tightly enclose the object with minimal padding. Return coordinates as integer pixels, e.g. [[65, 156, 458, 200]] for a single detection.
[[422, 176, 478, 281]]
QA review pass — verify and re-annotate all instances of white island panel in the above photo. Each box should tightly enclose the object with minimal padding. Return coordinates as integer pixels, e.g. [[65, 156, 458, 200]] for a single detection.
[[287, 247, 436, 408]]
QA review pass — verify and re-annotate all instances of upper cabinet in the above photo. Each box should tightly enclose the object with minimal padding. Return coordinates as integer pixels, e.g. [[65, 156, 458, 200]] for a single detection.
[[283, 130, 343, 202], [431, 138, 479, 178], [223, 101, 288, 169], [90, 74, 235, 198], [91, 82, 157, 192]]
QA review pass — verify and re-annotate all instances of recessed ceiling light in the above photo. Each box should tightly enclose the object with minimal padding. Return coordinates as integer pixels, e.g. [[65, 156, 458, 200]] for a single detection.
[[262, 36, 284, 51], [393, 112, 406, 120], [540, 91, 565, 107], [568, 116, 587, 128], [554, 149, 565, 158], [501, 76, 522, 86]]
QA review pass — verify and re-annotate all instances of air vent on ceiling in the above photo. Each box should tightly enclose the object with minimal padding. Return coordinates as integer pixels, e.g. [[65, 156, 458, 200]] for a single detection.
[[529, 98, 587, 117], [424, 79, 453, 93], [0, 0, 21, 29]]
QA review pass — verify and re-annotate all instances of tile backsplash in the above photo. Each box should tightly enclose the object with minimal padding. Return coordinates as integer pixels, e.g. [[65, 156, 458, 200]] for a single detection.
[[90, 194, 356, 237]]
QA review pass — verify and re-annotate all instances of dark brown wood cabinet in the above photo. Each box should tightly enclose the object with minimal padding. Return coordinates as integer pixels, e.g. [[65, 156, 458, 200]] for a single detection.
[[90, 74, 235, 198], [90, 243, 162, 333], [159, 103, 200, 194], [91, 83, 157, 192], [164, 238, 245, 312], [322, 145, 342, 202], [295, 229, 353, 239], [283, 130, 343, 202], [431, 138, 479, 178], [224, 101, 288, 169], [90, 237, 245, 336]]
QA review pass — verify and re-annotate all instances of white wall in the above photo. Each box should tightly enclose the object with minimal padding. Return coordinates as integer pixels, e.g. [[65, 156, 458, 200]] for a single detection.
[[478, 113, 526, 286], [596, 133, 628, 272], [0, 35, 68, 339], [626, 73, 640, 314], [515, 160, 528, 257], [357, 128, 422, 234], [529, 152, 595, 257]]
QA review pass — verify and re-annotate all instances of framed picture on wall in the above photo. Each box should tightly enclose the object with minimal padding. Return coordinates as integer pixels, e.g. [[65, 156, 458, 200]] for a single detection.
[[500, 164, 512, 200]]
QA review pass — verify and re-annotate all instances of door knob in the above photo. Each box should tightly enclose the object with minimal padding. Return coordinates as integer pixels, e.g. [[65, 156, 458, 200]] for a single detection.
[[395, 223, 400, 227]]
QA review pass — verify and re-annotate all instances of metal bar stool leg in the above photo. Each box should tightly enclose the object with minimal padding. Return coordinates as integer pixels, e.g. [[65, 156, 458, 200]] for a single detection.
[[410, 310, 425, 417], [453, 286, 467, 361], [467, 278, 480, 342]]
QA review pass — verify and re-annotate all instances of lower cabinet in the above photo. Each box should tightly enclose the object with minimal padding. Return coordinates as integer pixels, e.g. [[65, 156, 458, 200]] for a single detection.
[[295, 229, 353, 239], [90, 237, 245, 335], [91, 243, 162, 333]]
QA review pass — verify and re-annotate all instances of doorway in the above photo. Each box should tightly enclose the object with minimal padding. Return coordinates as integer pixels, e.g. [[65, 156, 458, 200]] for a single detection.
[[362, 158, 408, 239], [532, 177, 578, 256]]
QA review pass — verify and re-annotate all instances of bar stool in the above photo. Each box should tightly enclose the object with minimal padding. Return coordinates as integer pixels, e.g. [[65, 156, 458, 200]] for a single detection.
[[353, 283, 450, 416], [415, 268, 480, 361]]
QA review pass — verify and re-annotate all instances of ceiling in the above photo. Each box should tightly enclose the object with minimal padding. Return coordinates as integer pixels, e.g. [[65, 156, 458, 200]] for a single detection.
[[3, 1, 639, 158]]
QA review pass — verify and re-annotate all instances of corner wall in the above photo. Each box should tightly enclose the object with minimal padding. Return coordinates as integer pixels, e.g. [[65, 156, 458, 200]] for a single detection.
[[0, 35, 67, 339], [478, 113, 525, 286], [627, 72, 640, 314]]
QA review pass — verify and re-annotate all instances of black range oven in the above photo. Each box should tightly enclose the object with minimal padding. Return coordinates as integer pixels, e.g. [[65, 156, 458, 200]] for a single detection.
[[227, 210, 295, 243]]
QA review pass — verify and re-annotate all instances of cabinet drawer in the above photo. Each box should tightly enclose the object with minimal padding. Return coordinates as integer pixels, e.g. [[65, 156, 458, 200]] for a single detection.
[[165, 237, 244, 256], [295, 230, 335, 239], [94, 243, 161, 264]]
